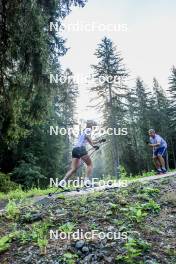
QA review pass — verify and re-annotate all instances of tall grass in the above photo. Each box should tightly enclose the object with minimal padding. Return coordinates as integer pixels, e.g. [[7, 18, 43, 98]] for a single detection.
[[0, 186, 58, 201]]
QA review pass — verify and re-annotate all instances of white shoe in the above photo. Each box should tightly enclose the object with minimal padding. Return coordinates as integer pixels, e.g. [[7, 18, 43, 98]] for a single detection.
[[58, 179, 66, 189], [84, 178, 92, 188]]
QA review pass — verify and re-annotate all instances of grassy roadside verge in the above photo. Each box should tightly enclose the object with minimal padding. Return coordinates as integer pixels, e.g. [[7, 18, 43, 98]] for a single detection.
[[0, 187, 57, 201], [0, 169, 175, 201]]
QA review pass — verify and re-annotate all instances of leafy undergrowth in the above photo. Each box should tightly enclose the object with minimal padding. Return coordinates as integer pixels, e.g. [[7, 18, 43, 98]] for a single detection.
[[0, 176, 175, 264]]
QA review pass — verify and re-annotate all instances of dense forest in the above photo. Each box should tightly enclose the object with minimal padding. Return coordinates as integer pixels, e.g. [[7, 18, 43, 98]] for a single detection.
[[0, 0, 176, 191]]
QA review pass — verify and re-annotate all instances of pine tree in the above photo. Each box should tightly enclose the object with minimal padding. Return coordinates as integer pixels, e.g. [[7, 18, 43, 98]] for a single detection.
[[167, 66, 176, 167], [168, 66, 176, 129], [0, 0, 86, 187], [135, 78, 152, 170], [91, 37, 128, 178]]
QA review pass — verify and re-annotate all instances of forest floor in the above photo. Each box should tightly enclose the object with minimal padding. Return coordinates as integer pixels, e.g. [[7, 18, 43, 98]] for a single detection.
[[0, 173, 176, 264]]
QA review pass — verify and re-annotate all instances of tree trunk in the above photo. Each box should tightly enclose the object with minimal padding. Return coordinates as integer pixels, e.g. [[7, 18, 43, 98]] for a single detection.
[[108, 83, 120, 178], [170, 138, 176, 168]]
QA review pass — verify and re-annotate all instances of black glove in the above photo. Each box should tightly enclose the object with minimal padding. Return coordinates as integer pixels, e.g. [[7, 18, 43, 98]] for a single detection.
[[99, 138, 106, 143], [146, 141, 150, 144], [93, 145, 100, 150]]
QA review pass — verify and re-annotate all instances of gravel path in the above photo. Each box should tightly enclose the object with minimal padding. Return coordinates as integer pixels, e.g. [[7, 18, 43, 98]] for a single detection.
[[34, 171, 176, 204], [1, 171, 176, 211]]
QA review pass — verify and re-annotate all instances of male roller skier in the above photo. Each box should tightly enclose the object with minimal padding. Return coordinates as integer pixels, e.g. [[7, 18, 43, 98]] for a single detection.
[[147, 129, 167, 174]]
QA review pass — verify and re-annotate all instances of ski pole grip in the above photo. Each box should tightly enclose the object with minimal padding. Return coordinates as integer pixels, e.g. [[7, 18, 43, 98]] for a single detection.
[[93, 145, 100, 150], [99, 138, 106, 143]]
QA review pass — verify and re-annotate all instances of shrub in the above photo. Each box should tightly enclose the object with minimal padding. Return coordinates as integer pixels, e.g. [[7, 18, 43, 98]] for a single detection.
[[11, 160, 46, 189], [0, 172, 18, 193], [5, 200, 20, 220]]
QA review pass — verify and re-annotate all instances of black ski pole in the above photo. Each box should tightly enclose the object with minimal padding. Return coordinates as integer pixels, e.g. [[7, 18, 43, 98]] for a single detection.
[[48, 147, 98, 197]]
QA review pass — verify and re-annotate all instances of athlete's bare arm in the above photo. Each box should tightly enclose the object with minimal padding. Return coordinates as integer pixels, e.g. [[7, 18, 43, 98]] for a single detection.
[[148, 142, 160, 147], [86, 135, 100, 147]]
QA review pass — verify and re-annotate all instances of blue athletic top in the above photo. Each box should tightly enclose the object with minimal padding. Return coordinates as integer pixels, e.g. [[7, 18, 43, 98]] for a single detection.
[[149, 134, 167, 150]]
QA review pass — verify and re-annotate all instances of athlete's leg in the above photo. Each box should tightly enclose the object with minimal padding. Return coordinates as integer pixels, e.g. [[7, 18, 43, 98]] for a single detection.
[[81, 154, 93, 178], [157, 155, 166, 170], [62, 158, 80, 182], [153, 156, 161, 170]]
